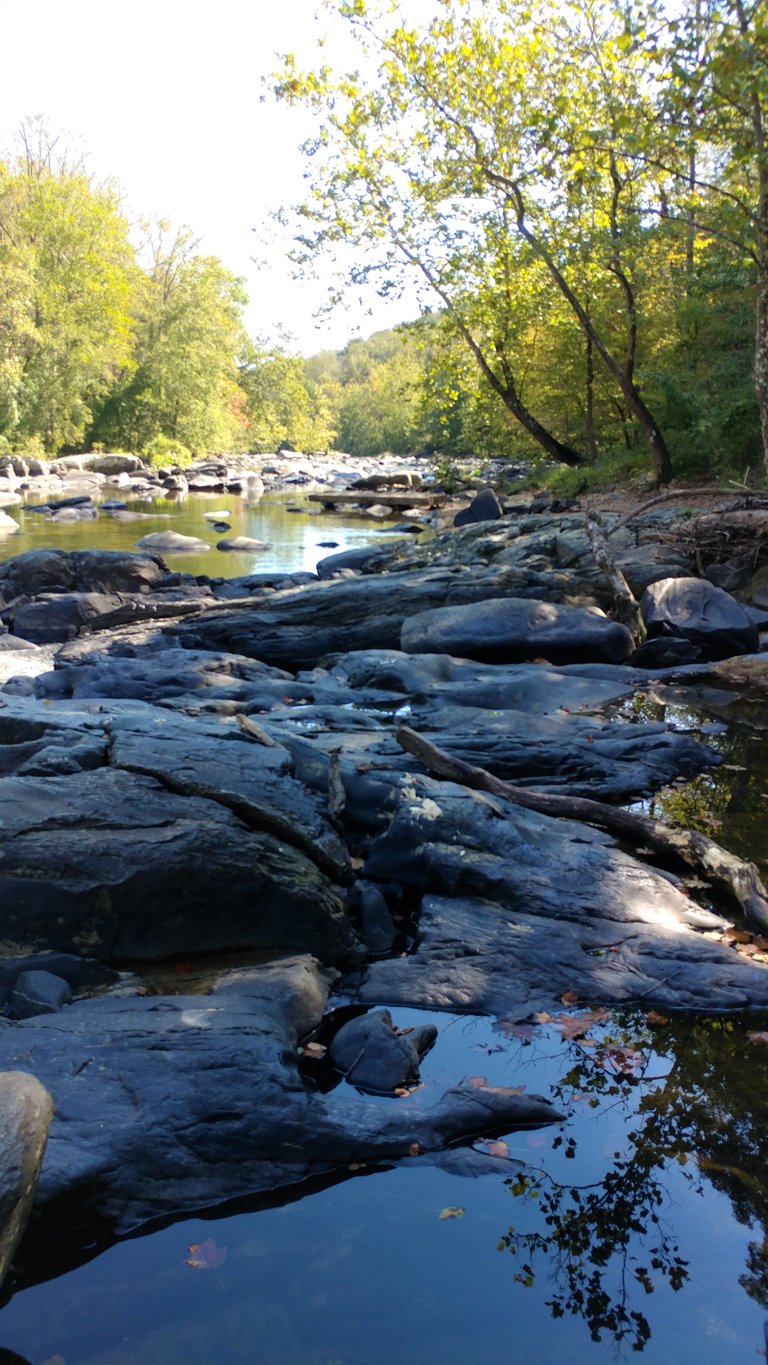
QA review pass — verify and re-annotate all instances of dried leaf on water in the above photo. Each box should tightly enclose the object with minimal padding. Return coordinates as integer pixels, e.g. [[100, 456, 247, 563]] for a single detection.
[[185, 1237, 228, 1270], [439, 1206, 465, 1220]]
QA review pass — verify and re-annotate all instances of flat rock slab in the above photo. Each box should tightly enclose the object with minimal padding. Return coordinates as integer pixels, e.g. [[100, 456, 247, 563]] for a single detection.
[[401, 597, 634, 665], [358, 773, 768, 1011], [0, 958, 563, 1245]]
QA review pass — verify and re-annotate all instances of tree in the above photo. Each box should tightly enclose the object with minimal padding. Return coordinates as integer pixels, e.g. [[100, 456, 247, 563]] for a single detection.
[[275, 0, 685, 480], [646, 0, 768, 470], [0, 123, 138, 452], [93, 223, 249, 454]]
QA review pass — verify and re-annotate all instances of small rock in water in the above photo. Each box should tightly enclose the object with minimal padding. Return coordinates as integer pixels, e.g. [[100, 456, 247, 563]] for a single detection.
[[216, 536, 272, 553]]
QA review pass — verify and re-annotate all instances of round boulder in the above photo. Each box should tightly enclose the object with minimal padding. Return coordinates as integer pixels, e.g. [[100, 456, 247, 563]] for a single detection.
[[0, 1072, 54, 1291], [641, 576, 759, 660], [401, 596, 634, 665]]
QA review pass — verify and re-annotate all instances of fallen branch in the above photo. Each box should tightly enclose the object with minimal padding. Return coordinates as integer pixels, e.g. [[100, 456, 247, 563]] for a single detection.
[[603, 487, 762, 540], [395, 725, 768, 934], [584, 510, 645, 643]]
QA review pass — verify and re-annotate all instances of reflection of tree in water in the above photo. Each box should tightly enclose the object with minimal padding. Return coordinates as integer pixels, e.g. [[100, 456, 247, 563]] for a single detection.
[[497, 1014, 768, 1351]]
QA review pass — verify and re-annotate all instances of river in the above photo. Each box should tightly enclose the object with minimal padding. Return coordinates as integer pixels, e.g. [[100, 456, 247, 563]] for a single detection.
[[0, 490, 765, 1363]]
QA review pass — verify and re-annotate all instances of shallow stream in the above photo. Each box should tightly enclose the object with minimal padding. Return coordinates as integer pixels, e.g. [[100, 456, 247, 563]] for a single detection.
[[0, 491, 766, 1363]]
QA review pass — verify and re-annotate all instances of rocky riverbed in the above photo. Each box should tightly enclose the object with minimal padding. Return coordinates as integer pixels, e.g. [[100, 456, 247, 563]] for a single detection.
[[1, 452, 768, 1292]]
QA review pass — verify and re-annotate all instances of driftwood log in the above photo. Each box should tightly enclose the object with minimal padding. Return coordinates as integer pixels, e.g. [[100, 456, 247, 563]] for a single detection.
[[395, 725, 768, 935]]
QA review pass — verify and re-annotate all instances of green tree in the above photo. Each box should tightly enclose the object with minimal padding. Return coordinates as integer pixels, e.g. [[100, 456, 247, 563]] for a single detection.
[[93, 223, 249, 454], [275, 0, 690, 480], [0, 123, 138, 452]]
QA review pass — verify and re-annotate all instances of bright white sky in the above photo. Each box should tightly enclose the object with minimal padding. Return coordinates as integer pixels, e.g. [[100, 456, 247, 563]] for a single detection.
[[0, 0, 426, 354]]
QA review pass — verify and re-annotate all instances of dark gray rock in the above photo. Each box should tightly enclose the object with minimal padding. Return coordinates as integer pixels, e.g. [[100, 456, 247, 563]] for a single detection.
[[0, 767, 356, 965], [9, 970, 71, 1019], [329, 1007, 437, 1092], [641, 577, 759, 660], [0, 952, 116, 1006], [454, 486, 503, 526], [0, 958, 563, 1241], [0, 548, 168, 597], [355, 882, 398, 954], [401, 596, 634, 665]]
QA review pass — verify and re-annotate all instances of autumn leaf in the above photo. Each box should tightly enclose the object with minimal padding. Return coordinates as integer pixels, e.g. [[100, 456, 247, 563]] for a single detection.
[[439, 1206, 465, 1219], [408, 1142, 420, 1156], [466, 1074, 488, 1088], [747, 1030, 768, 1045], [474, 1137, 511, 1159], [300, 1041, 327, 1059], [645, 1010, 668, 1027], [497, 1019, 536, 1040], [185, 1237, 227, 1270], [553, 1007, 611, 1040], [560, 990, 579, 1006]]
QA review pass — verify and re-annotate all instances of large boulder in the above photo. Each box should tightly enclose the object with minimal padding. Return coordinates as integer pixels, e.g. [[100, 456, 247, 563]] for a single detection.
[[641, 576, 759, 660], [0, 959, 564, 1248], [135, 531, 210, 554], [401, 597, 634, 665], [0, 766, 357, 965], [0, 548, 168, 598], [0, 1072, 53, 1291]]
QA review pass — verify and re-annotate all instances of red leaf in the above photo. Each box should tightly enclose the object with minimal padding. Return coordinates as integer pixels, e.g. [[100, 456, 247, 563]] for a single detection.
[[747, 1031, 768, 1045]]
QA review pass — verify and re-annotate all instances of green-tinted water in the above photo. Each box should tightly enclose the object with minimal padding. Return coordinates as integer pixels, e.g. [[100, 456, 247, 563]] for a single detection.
[[1, 489, 409, 579]]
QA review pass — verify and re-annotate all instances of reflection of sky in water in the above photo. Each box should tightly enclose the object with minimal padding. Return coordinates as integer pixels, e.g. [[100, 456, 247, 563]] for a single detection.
[[1, 491, 413, 579]]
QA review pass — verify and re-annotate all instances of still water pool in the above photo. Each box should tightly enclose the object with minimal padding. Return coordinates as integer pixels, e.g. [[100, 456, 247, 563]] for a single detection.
[[1, 487, 410, 579], [0, 496, 766, 1363]]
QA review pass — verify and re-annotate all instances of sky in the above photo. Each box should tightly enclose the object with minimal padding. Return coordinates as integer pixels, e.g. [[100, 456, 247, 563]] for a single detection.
[[0, 0, 423, 354]]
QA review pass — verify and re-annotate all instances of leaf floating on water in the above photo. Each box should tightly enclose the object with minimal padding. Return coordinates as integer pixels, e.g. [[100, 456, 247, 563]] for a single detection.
[[747, 1030, 768, 1045], [185, 1237, 228, 1270], [497, 1019, 536, 1040], [645, 1010, 668, 1027], [439, 1206, 465, 1220], [474, 1137, 511, 1159]]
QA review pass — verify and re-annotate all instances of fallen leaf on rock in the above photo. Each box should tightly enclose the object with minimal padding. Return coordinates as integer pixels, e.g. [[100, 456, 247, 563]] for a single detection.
[[560, 990, 579, 1005], [185, 1238, 227, 1270], [533, 1011, 552, 1024], [408, 1142, 420, 1156], [439, 1206, 465, 1220], [300, 1042, 327, 1059], [747, 1031, 768, 1045], [394, 1087, 412, 1097], [466, 1075, 488, 1088]]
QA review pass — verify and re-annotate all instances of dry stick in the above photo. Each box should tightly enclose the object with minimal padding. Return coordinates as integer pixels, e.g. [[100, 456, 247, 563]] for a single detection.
[[584, 509, 646, 643], [395, 725, 768, 935], [602, 487, 764, 541]]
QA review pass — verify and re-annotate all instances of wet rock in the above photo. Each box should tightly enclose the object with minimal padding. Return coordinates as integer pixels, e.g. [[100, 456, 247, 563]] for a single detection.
[[216, 536, 272, 553], [135, 531, 210, 554], [354, 882, 398, 954], [329, 1007, 437, 1092], [401, 596, 634, 665], [0, 1072, 54, 1291], [641, 577, 759, 660], [0, 958, 562, 1240], [0, 548, 167, 598], [0, 766, 356, 965], [9, 970, 72, 1019]]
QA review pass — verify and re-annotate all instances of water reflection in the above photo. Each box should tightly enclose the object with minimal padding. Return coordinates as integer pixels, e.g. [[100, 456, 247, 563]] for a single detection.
[[2, 490, 409, 579]]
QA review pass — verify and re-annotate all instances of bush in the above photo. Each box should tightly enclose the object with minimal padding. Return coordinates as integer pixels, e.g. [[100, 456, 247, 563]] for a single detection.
[[142, 435, 192, 468]]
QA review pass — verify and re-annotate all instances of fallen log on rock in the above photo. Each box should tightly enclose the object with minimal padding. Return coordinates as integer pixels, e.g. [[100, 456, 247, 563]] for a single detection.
[[395, 725, 768, 934]]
